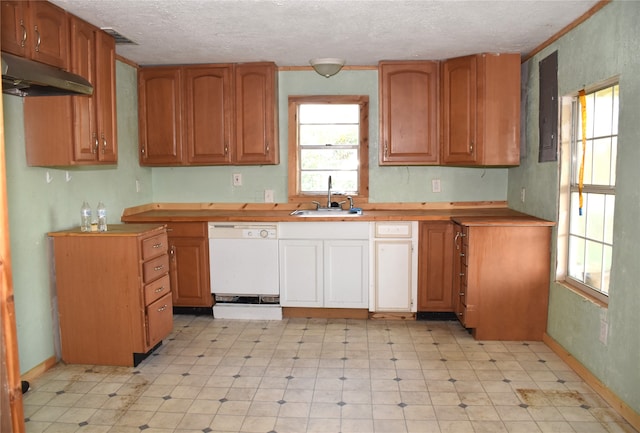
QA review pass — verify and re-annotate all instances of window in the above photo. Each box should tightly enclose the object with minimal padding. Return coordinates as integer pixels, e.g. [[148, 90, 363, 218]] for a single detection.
[[288, 95, 369, 203], [560, 83, 618, 304]]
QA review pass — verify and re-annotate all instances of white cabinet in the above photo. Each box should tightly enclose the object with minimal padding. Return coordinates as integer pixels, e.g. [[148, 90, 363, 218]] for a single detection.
[[279, 222, 369, 309], [371, 222, 418, 312], [279, 240, 323, 307]]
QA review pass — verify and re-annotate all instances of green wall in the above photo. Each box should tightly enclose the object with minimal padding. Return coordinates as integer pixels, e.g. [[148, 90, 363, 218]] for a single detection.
[[3, 62, 153, 373], [151, 69, 508, 203], [508, 0, 640, 414]]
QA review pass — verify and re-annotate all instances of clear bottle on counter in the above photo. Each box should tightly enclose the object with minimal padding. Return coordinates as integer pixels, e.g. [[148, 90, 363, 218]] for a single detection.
[[80, 201, 92, 232], [97, 202, 107, 232]]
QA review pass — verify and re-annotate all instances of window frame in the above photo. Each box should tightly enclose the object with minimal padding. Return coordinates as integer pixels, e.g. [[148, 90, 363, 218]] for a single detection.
[[557, 81, 618, 306], [287, 95, 369, 204]]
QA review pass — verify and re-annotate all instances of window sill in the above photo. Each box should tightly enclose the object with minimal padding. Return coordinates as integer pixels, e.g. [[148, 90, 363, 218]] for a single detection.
[[555, 280, 609, 308]]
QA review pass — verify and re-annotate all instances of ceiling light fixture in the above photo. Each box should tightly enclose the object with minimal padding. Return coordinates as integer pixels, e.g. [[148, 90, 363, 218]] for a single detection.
[[309, 58, 345, 78]]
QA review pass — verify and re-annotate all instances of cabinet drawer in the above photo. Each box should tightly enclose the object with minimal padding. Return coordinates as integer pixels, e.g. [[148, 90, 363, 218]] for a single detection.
[[142, 254, 169, 283], [141, 232, 168, 260], [166, 222, 207, 237], [144, 274, 171, 305], [374, 222, 412, 238], [146, 292, 173, 347]]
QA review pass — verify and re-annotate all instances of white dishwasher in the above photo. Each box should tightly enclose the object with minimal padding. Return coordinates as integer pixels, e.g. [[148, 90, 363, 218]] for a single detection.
[[208, 223, 281, 319]]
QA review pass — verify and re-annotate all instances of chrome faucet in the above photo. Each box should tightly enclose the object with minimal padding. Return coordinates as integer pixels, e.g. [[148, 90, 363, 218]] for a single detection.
[[327, 175, 332, 208]]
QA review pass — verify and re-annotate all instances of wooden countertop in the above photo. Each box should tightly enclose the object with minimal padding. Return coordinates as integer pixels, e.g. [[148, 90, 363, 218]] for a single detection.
[[49, 223, 166, 236], [120, 202, 555, 225]]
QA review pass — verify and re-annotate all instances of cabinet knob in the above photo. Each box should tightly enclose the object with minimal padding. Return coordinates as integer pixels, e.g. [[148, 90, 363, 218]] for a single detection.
[[469, 141, 474, 154]]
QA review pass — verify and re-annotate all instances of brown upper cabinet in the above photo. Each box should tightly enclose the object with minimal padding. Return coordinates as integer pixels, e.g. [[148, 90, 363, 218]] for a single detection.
[[138, 62, 278, 166], [379, 61, 440, 165], [378, 53, 520, 167], [23, 13, 118, 166], [69, 17, 117, 163], [1, 0, 69, 69], [441, 53, 520, 166]]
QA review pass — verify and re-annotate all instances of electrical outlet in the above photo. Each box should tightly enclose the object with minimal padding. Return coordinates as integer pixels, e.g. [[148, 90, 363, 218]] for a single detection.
[[264, 189, 274, 203], [431, 179, 441, 193], [232, 173, 242, 186], [521, 187, 526, 203], [599, 319, 608, 345]]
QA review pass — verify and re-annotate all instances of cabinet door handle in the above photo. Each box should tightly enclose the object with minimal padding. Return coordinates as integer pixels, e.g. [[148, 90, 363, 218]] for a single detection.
[[224, 144, 228, 155], [154, 286, 166, 293], [459, 272, 465, 277], [154, 265, 164, 271], [469, 141, 474, 154], [459, 292, 465, 296], [20, 20, 27, 47], [265, 142, 270, 154], [157, 304, 168, 312], [34, 25, 41, 52], [384, 141, 389, 158], [92, 133, 98, 154], [101, 133, 107, 154]]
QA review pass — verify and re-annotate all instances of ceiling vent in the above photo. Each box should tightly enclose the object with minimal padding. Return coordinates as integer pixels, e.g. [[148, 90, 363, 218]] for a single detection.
[[100, 27, 138, 45]]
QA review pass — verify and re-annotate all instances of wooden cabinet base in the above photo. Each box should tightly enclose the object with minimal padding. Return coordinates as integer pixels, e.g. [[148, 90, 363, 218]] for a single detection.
[[50, 224, 173, 367], [282, 307, 369, 320]]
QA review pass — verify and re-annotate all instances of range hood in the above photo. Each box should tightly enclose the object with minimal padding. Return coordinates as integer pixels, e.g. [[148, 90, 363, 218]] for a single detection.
[[1, 52, 93, 97]]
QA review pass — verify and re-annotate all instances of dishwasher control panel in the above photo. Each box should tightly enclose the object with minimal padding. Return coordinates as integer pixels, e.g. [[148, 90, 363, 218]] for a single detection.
[[208, 223, 277, 239]]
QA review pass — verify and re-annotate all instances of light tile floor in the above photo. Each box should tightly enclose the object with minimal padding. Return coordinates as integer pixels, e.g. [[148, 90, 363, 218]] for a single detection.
[[23, 315, 638, 433]]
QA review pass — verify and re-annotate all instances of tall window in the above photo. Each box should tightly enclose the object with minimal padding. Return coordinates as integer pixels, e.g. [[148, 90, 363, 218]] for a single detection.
[[288, 95, 369, 202], [562, 83, 618, 303]]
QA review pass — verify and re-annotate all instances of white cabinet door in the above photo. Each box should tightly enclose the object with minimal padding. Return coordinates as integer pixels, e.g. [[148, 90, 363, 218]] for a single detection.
[[279, 240, 323, 307], [324, 240, 369, 308], [374, 240, 413, 311]]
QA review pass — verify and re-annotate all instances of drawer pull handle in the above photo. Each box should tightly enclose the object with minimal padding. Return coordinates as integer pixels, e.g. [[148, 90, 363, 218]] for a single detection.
[[152, 243, 163, 248], [459, 272, 465, 276], [154, 265, 164, 271], [157, 304, 168, 312], [459, 292, 465, 296], [154, 286, 165, 293], [34, 25, 41, 52], [20, 21, 27, 47]]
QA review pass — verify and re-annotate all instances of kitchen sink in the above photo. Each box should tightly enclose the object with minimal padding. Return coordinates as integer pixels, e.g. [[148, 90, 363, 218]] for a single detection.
[[290, 208, 363, 217]]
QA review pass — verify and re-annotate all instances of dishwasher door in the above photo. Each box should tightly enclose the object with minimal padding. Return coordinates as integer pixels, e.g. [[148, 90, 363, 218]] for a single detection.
[[208, 224, 279, 297]]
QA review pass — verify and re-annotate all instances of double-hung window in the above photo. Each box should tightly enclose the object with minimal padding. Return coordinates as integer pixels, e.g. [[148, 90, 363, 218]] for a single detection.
[[560, 83, 618, 304], [288, 95, 369, 202]]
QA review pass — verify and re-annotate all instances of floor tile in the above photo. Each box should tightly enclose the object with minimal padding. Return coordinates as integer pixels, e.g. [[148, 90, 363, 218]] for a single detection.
[[20, 316, 637, 433]]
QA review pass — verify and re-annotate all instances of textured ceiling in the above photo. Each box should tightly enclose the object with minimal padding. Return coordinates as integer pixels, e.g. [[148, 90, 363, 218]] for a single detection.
[[50, 0, 602, 67]]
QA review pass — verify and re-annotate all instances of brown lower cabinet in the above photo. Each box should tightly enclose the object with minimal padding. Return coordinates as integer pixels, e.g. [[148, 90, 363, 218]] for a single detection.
[[452, 217, 553, 341], [418, 221, 454, 311], [166, 222, 212, 308], [49, 224, 173, 366]]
